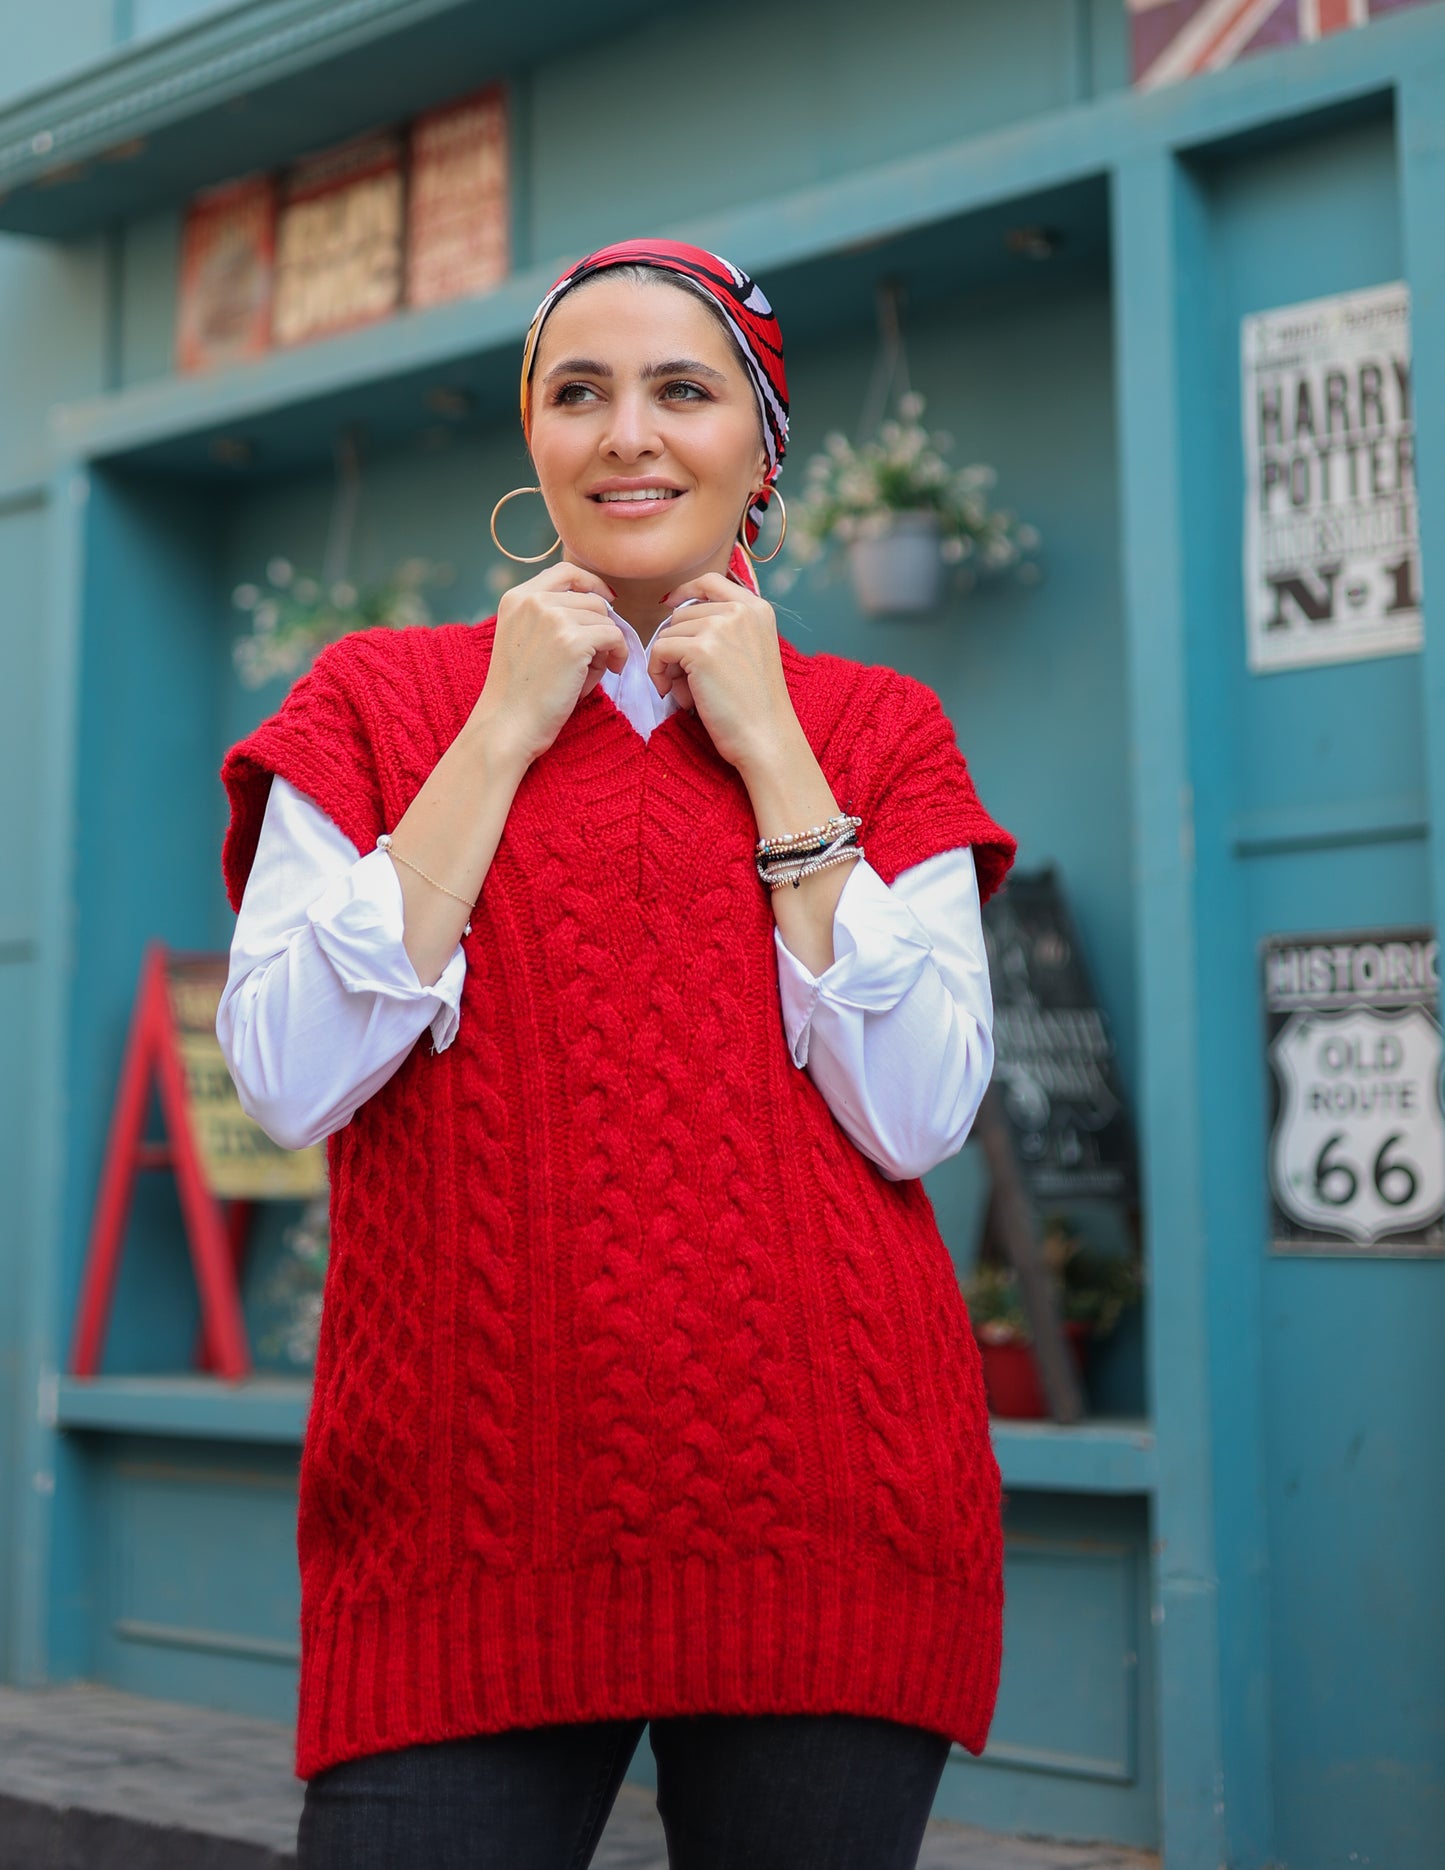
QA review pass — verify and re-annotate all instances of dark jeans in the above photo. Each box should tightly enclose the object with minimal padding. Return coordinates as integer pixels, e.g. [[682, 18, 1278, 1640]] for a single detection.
[[297, 1710, 955, 1869]]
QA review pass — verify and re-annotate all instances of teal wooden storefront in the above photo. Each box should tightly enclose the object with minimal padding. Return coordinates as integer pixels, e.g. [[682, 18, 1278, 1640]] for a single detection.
[[1, 3, 1442, 1863]]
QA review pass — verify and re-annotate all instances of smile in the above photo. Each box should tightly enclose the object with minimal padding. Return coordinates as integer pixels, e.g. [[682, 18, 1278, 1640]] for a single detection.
[[591, 488, 683, 503]]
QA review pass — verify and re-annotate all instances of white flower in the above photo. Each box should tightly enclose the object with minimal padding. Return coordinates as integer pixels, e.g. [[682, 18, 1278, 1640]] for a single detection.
[[858, 510, 894, 541], [330, 581, 358, 609], [834, 516, 859, 542], [825, 431, 852, 460], [1016, 523, 1041, 550], [233, 583, 260, 611], [939, 537, 967, 563], [879, 420, 901, 449], [960, 464, 997, 492], [398, 557, 430, 586], [295, 577, 320, 604], [253, 600, 279, 634], [267, 557, 294, 588], [897, 391, 926, 422]]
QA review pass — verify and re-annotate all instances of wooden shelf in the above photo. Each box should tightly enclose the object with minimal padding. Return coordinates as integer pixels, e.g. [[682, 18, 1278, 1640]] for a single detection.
[[56, 1375, 309, 1445], [55, 1377, 1154, 1492], [991, 1417, 1156, 1495]]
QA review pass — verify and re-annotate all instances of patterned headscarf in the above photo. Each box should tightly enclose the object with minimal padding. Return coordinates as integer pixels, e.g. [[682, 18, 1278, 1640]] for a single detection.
[[520, 238, 789, 587]]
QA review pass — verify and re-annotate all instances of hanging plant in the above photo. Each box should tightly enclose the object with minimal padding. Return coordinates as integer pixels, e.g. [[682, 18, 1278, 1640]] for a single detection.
[[772, 391, 1041, 617], [231, 555, 454, 688], [230, 427, 457, 687]]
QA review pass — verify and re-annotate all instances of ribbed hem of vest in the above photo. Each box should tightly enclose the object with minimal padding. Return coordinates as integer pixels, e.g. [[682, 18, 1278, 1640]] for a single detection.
[[294, 1551, 1002, 1779]]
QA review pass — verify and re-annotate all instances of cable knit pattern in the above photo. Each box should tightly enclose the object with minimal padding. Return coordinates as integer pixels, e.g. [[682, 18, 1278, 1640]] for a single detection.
[[220, 618, 1016, 1778]]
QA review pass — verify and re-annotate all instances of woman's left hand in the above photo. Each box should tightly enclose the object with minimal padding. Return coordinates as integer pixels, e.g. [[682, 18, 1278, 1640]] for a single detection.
[[647, 572, 799, 774]]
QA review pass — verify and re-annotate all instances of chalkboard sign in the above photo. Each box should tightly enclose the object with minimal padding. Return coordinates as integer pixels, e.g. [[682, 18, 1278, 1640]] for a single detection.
[[981, 867, 1135, 1203]]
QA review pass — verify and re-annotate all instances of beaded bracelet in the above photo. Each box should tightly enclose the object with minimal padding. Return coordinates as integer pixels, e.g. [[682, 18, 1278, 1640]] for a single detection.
[[764, 841, 864, 891], [758, 820, 864, 890], [376, 833, 476, 936], [755, 813, 861, 861]]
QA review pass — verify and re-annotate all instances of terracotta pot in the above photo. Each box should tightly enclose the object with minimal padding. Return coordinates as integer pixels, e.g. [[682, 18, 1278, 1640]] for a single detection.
[[977, 1322, 1090, 1420], [845, 511, 945, 615]]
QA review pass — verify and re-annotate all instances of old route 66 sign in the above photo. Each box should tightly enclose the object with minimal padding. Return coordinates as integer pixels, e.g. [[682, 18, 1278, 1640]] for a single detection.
[[1264, 929, 1445, 1255]]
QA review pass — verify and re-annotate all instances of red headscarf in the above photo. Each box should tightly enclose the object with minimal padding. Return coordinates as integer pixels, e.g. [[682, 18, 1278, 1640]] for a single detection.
[[520, 238, 789, 590]]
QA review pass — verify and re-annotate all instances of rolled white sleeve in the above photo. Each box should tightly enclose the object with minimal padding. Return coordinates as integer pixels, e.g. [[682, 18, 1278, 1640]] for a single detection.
[[773, 847, 995, 1182], [216, 775, 466, 1151]]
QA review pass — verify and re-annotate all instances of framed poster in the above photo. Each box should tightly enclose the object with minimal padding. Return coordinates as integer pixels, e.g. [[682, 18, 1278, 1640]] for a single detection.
[[1264, 927, 1444, 1255], [175, 174, 276, 374], [272, 129, 405, 348], [1242, 282, 1420, 673], [406, 85, 509, 309]]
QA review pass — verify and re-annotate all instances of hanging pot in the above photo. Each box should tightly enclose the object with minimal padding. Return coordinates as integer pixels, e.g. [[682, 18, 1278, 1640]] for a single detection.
[[845, 511, 945, 617]]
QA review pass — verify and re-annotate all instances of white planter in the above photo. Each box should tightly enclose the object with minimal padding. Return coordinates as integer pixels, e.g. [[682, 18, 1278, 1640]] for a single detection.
[[846, 512, 945, 616]]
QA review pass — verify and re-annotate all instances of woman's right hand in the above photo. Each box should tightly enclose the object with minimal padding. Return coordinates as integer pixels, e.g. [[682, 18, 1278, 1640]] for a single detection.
[[470, 562, 627, 766]]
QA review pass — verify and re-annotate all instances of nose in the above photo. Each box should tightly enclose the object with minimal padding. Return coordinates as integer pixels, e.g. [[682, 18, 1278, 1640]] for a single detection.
[[600, 383, 662, 462]]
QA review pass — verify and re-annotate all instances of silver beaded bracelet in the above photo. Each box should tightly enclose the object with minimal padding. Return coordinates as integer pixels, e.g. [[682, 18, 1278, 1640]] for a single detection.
[[760, 827, 864, 890]]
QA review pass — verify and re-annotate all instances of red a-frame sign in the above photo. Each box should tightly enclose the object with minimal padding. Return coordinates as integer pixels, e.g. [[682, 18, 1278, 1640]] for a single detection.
[[70, 940, 327, 1381]]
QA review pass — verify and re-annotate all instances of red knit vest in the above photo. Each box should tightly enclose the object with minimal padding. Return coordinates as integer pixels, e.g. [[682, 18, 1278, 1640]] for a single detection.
[[220, 618, 1016, 1779]]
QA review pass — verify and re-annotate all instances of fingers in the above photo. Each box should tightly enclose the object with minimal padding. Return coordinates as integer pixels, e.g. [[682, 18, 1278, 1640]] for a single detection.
[[579, 620, 630, 674], [533, 560, 617, 601], [661, 571, 739, 609]]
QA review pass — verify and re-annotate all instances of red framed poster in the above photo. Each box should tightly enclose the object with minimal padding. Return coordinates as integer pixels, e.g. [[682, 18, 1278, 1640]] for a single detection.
[[175, 173, 276, 374], [406, 85, 509, 309], [272, 129, 406, 348]]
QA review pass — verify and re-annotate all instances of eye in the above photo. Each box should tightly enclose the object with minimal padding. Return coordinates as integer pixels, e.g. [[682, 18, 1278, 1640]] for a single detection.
[[551, 381, 599, 405], [661, 380, 710, 402]]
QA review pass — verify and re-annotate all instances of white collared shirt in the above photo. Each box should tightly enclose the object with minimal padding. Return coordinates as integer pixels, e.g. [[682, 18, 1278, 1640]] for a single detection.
[[216, 606, 995, 1181]]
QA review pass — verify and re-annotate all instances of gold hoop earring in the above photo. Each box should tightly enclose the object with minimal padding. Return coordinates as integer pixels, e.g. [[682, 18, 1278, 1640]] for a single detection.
[[490, 486, 561, 564], [737, 489, 788, 565]]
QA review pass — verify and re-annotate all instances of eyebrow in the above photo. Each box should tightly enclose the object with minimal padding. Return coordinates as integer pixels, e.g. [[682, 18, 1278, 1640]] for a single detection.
[[541, 356, 729, 385]]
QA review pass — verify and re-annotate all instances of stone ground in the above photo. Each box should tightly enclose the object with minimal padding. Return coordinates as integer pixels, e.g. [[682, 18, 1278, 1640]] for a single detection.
[[0, 1685, 1158, 1869]]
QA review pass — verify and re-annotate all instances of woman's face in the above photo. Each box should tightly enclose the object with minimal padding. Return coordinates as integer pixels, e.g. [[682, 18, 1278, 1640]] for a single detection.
[[528, 273, 769, 591]]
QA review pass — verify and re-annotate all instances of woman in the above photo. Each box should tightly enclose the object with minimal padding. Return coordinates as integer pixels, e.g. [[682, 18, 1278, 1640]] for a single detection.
[[218, 238, 1017, 1870]]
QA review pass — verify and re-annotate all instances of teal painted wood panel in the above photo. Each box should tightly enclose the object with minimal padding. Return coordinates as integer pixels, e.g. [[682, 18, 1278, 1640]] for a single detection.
[[91, 1439, 301, 1724], [946, 1495, 1157, 1849], [0, 492, 50, 1687], [0, 237, 107, 491], [1182, 104, 1443, 1870], [0, 0, 112, 112], [528, 0, 1091, 264]]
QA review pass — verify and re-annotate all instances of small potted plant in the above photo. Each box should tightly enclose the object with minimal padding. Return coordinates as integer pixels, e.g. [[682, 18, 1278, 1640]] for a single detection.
[[775, 391, 1041, 617], [964, 1220, 1142, 1419]]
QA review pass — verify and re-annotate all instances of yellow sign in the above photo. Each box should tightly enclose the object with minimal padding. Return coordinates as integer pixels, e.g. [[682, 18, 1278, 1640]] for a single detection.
[[166, 957, 327, 1201]]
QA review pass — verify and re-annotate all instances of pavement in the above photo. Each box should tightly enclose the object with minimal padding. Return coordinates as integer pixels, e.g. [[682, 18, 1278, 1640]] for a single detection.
[[0, 1684, 1158, 1869]]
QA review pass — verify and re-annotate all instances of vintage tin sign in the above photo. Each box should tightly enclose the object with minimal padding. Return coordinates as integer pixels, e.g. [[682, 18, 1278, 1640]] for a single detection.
[[1264, 926, 1444, 1254]]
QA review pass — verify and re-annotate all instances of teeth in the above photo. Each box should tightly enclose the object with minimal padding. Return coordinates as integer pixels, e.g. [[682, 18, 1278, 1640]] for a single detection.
[[595, 488, 679, 502]]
